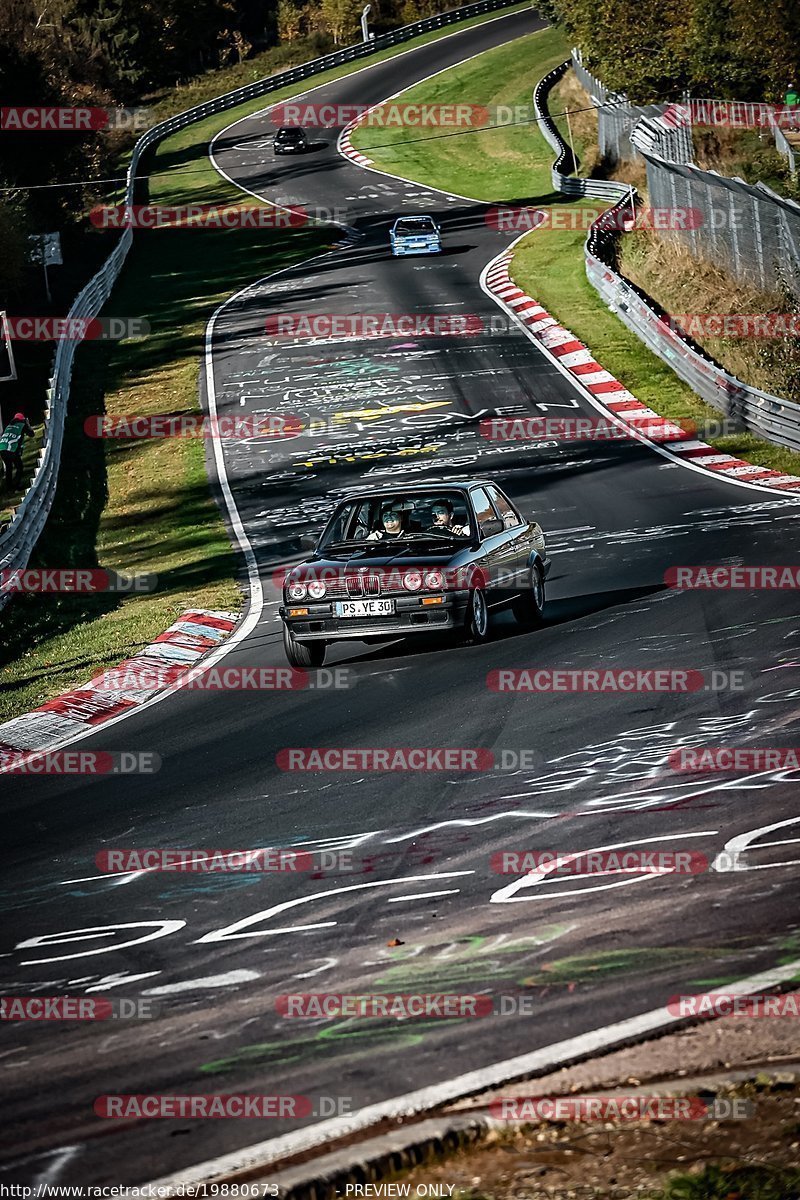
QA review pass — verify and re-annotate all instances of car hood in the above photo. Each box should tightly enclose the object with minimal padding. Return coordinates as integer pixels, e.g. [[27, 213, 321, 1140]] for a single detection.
[[305, 549, 458, 572]]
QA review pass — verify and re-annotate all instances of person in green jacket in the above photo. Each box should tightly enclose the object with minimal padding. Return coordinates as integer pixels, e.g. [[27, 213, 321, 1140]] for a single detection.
[[0, 412, 35, 491]]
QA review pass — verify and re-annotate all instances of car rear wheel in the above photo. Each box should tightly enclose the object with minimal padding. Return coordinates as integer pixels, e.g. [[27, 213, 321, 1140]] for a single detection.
[[512, 566, 545, 629], [461, 585, 490, 644], [283, 624, 326, 668]]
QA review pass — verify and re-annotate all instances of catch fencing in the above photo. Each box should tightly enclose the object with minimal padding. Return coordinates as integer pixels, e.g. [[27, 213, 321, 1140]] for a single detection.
[[534, 60, 800, 453], [571, 49, 800, 295], [0, 0, 521, 613]]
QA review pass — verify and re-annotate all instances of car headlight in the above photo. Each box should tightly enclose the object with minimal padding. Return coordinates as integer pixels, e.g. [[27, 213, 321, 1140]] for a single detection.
[[307, 580, 326, 599], [424, 570, 444, 589], [288, 581, 308, 600], [403, 570, 423, 592]]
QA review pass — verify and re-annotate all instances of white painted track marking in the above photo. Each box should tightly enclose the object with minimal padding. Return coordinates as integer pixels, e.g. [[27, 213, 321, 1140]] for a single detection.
[[144, 955, 800, 1189]]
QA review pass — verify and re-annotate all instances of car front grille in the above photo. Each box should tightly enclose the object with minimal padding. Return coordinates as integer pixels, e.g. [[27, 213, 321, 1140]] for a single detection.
[[345, 571, 382, 597], [311, 572, 383, 598]]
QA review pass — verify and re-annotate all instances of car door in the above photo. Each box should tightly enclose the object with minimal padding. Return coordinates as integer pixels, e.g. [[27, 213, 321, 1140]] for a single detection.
[[469, 486, 511, 603], [485, 485, 530, 596]]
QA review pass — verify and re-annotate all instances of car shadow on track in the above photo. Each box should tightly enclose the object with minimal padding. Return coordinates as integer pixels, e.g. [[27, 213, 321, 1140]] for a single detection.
[[330, 582, 669, 667]]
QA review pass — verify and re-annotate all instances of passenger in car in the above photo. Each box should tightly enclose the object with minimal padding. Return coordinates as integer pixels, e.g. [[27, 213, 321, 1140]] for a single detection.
[[368, 507, 408, 540]]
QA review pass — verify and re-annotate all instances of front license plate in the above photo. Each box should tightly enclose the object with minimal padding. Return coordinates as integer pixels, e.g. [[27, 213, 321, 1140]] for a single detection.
[[335, 599, 395, 618]]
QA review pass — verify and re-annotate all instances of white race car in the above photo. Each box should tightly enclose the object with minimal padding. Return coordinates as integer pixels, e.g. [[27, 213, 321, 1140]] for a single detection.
[[390, 214, 442, 256]]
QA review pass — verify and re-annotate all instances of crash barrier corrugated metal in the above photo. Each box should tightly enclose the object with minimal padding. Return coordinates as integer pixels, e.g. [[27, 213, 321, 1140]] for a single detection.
[[534, 61, 800, 454], [0, 0, 521, 613], [533, 61, 631, 201], [773, 124, 797, 175], [571, 50, 800, 295]]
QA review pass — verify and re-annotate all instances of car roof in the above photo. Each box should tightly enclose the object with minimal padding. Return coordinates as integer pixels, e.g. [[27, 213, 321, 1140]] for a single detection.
[[393, 214, 436, 222], [338, 480, 496, 500], [276, 126, 304, 133]]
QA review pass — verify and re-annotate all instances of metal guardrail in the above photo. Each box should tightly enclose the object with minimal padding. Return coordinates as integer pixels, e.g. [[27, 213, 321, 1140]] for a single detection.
[[534, 59, 800, 453], [533, 62, 630, 201], [570, 50, 677, 166], [773, 123, 797, 175], [0, 0, 522, 612]]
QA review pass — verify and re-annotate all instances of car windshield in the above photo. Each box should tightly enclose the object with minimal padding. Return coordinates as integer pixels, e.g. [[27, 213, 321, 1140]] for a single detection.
[[319, 493, 472, 553], [277, 128, 303, 138], [395, 218, 436, 235]]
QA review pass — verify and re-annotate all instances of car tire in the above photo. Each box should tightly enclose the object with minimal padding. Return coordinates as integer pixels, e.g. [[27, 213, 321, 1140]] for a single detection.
[[283, 624, 326, 668], [512, 565, 545, 629], [461, 584, 490, 645]]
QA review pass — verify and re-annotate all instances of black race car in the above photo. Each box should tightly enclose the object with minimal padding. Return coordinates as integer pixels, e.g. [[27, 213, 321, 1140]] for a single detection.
[[273, 126, 308, 154], [279, 480, 550, 667]]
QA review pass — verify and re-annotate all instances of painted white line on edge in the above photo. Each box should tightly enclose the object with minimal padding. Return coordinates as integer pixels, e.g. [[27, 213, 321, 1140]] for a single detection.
[[144, 954, 800, 1189], [0, 265, 297, 765]]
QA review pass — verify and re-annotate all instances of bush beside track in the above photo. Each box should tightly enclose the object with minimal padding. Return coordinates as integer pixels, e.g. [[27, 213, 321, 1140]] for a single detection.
[[351, 27, 800, 479]]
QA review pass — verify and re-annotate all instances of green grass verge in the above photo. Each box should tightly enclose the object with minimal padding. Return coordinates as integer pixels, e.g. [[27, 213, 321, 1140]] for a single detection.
[[353, 26, 800, 478], [1, 7, 539, 722], [352, 25, 570, 196], [653, 1164, 800, 1199]]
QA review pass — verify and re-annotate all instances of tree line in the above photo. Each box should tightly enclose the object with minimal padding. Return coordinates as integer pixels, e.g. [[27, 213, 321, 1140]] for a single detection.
[[540, 0, 800, 105]]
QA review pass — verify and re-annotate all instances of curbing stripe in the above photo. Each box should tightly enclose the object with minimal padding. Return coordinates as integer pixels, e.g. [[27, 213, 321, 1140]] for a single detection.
[[482, 253, 800, 495], [0, 610, 238, 771]]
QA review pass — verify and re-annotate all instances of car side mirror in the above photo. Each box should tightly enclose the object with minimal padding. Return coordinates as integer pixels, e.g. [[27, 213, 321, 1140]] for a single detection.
[[300, 533, 318, 551]]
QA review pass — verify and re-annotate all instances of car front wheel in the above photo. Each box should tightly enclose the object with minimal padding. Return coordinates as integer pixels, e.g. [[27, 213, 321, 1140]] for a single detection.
[[283, 624, 326, 668], [461, 585, 490, 644], [512, 566, 545, 629]]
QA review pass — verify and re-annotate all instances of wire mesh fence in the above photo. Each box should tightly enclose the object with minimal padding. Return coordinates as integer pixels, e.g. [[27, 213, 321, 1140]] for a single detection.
[[571, 50, 800, 295], [536, 60, 800, 454]]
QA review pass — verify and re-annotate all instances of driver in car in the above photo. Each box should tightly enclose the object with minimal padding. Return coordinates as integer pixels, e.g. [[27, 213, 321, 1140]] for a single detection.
[[368, 506, 407, 540], [429, 498, 469, 536]]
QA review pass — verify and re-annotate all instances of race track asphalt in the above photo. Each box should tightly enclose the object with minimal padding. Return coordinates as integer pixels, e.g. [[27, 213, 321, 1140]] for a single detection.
[[2, 7, 800, 1186]]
